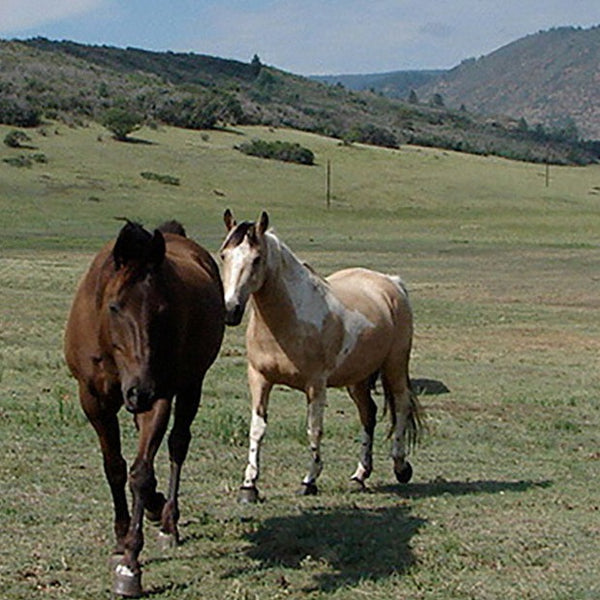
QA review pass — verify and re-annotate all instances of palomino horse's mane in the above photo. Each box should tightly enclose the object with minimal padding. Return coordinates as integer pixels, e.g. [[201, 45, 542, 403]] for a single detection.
[[263, 230, 331, 287]]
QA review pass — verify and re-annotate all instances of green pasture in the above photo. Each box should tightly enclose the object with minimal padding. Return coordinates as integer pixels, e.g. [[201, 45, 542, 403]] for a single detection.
[[1, 122, 599, 599]]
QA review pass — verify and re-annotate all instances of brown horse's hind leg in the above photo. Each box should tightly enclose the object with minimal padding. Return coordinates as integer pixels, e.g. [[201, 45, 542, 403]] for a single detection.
[[79, 385, 130, 554], [347, 380, 377, 490], [157, 384, 202, 547], [113, 398, 171, 597]]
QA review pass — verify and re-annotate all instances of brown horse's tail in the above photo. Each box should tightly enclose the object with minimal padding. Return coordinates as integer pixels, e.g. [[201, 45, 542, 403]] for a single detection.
[[374, 374, 424, 451]]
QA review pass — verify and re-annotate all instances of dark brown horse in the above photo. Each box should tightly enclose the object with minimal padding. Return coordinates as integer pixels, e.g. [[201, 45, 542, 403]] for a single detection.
[[64, 220, 224, 597]]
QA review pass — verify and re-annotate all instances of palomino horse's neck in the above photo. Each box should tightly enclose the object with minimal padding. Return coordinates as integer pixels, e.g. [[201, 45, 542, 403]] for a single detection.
[[252, 233, 324, 328]]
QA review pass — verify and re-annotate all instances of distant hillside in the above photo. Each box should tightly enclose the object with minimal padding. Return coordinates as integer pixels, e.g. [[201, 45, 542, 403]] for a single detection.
[[416, 26, 600, 140], [311, 70, 444, 99], [0, 37, 597, 165]]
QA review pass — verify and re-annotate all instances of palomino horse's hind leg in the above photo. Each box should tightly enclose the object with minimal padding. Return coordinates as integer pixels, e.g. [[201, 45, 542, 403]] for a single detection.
[[347, 381, 377, 491], [298, 383, 326, 496], [382, 376, 415, 484], [239, 366, 272, 503], [113, 398, 171, 598]]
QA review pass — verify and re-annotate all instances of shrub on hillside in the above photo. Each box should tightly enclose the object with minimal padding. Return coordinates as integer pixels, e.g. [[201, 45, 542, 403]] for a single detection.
[[236, 139, 314, 165], [155, 91, 243, 129], [4, 130, 32, 148], [0, 97, 41, 127], [140, 171, 180, 185], [101, 107, 143, 141], [345, 123, 398, 149]]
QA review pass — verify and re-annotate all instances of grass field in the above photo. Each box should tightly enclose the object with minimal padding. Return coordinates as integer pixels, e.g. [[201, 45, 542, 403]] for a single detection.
[[1, 122, 599, 599]]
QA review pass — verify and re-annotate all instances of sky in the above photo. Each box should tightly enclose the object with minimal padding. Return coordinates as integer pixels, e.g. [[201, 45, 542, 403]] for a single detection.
[[1, 1, 599, 75]]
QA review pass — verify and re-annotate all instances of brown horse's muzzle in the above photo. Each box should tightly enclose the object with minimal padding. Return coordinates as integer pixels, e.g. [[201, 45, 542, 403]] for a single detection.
[[123, 381, 157, 413]]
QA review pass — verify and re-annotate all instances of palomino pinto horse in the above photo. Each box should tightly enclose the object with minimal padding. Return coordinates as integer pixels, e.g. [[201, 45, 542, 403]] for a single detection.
[[64, 221, 224, 597], [220, 210, 423, 503]]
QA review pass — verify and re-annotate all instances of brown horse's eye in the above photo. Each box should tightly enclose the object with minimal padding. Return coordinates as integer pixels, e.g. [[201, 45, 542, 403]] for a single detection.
[[109, 302, 120, 314]]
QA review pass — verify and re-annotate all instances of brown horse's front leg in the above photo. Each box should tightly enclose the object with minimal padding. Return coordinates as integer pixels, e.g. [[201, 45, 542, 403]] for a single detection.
[[113, 398, 170, 598], [79, 385, 130, 553], [157, 384, 202, 548]]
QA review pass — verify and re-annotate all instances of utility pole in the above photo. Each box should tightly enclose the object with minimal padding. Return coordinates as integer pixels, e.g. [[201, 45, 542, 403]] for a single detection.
[[326, 160, 331, 208]]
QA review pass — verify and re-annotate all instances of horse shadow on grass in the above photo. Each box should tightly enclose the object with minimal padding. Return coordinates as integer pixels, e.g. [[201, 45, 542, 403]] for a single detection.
[[232, 504, 425, 593], [231, 478, 552, 594], [374, 478, 553, 499]]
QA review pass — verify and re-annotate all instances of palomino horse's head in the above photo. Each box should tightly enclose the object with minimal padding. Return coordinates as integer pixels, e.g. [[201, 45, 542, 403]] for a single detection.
[[103, 221, 171, 413], [220, 209, 269, 326]]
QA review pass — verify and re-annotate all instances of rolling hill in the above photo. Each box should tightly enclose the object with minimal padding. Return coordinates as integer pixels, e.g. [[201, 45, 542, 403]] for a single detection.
[[415, 25, 600, 141], [0, 36, 597, 165]]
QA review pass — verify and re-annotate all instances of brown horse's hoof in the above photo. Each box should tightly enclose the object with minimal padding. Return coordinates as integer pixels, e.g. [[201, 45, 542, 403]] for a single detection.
[[349, 477, 367, 493], [395, 461, 413, 484], [113, 563, 142, 598], [144, 492, 166, 523], [237, 486, 260, 504], [157, 530, 178, 551], [109, 553, 124, 571], [296, 482, 318, 496]]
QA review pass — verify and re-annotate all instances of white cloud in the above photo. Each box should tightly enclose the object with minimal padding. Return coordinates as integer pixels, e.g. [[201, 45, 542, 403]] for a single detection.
[[0, 0, 105, 34]]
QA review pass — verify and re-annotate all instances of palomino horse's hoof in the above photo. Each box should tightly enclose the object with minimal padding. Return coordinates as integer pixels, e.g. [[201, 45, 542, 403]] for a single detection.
[[157, 530, 178, 551], [296, 482, 319, 496], [112, 563, 142, 598], [349, 477, 368, 493], [237, 486, 260, 504], [395, 461, 413, 484]]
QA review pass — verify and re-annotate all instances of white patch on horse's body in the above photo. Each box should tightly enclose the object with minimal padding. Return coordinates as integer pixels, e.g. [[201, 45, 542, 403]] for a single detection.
[[273, 233, 375, 372]]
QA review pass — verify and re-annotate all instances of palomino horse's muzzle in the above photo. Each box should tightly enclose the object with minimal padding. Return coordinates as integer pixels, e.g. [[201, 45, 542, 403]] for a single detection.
[[224, 303, 245, 326]]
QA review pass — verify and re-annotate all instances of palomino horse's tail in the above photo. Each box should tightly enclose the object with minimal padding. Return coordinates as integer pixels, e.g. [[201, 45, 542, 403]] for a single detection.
[[370, 373, 425, 451], [386, 382, 425, 451]]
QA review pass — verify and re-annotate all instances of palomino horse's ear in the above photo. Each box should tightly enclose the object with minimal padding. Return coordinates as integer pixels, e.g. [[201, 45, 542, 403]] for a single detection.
[[224, 209, 236, 231], [257, 211, 269, 235]]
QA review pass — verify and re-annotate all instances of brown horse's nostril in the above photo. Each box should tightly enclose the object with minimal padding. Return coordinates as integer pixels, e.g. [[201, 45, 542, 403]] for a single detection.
[[125, 386, 154, 413]]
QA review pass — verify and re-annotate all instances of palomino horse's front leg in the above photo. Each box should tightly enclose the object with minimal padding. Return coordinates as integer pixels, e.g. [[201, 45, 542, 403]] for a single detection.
[[113, 398, 171, 598], [238, 365, 272, 503], [299, 383, 326, 496]]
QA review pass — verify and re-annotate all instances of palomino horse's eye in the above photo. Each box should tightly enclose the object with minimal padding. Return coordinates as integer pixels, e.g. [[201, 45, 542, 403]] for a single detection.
[[252, 256, 261, 268]]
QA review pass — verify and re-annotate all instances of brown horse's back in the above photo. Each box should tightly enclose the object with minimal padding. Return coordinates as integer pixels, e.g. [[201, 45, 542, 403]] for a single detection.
[[159, 233, 224, 382]]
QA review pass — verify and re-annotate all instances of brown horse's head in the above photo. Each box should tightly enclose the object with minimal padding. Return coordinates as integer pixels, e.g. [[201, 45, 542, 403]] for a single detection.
[[103, 221, 171, 413], [220, 209, 270, 326]]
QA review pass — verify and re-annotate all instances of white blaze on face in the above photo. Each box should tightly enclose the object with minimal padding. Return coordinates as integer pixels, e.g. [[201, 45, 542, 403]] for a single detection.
[[222, 239, 255, 310]]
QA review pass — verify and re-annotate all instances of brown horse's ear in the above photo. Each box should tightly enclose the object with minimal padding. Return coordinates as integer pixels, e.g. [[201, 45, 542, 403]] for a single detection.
[[224, 209, 236, 231], [148, 229, 166, 269], [257, 211, 269, 235], [113, 222, 165, 270]]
